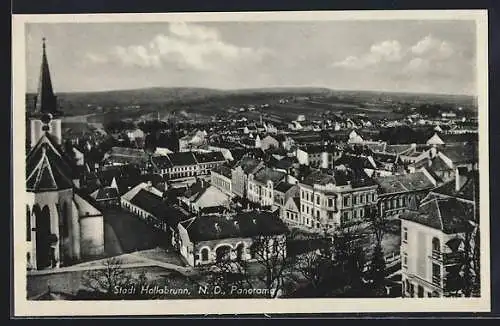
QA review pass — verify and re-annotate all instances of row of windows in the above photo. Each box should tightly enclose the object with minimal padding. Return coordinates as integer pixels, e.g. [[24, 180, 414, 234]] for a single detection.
[[404, 280, 440, 298], [381, 197, 406, 210], [301, 190, 376, 209], [340, 208, 365, 224]]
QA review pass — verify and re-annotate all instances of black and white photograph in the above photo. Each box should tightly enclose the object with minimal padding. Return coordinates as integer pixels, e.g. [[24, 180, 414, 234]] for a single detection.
[[12, 10, 490, 315]]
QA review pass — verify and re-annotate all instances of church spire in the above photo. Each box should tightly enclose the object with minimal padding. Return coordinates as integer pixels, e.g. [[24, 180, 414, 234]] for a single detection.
[[34, 38, 59, 116]]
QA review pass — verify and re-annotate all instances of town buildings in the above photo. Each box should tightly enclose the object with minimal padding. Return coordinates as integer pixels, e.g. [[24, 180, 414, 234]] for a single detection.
[[297, 167, 378, 231], [177, 211, 288, 266], [26, 39, 104, 270], [400, 168, 479, 297]]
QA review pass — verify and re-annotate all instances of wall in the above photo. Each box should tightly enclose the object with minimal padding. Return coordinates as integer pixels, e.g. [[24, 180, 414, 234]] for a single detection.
[[80, 215, 105, 257]]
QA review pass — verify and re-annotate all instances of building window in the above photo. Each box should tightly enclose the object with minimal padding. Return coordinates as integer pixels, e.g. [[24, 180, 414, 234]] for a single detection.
[[353, 195, 358, 205], [403, 253, 408, 268], [301, 191, 304, 199], [432, 263, 441, 285], [343, 196, 350, 207], [403, 227, 408, 243], [316, 196, 320, 205], [418, 285, 424, 298], [316, 210, 320, 218], [328, 198, 333, 207], [432, 237, 441, 258], [409, 283, 415, 297], [342, 211, 349, 224], [201, 248, 209, 261], [26, 206, 31, 241]]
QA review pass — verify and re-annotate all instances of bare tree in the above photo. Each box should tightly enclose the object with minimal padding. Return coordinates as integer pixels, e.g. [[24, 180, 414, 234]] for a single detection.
[[365, 205, 388, 291], [250, 234, 295, 298], [81, 257, 133, 297]]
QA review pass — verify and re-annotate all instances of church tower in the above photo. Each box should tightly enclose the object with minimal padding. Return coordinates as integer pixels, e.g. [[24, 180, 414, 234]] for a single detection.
[[30, 38, 62, 148], [26, 39, 104, 270]]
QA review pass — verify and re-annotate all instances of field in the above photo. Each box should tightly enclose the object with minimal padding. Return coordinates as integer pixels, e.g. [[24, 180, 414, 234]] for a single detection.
[[26, 87, 475, 126]]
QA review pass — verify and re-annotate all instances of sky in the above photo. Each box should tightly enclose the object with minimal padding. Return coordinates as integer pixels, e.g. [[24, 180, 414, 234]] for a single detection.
[[25, 20, 477, 95]]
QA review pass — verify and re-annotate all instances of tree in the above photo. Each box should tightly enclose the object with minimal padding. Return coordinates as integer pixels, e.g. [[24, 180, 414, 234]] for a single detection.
[[81, 257, 133, 298], [250, 234, 294, 298], [331, 225, 367, 295], [366, 205, 388, 292], [294, 236, 335, 293]]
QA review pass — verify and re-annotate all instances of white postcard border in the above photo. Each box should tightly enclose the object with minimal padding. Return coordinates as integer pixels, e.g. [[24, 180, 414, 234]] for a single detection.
[[12, 10, 491, 316]]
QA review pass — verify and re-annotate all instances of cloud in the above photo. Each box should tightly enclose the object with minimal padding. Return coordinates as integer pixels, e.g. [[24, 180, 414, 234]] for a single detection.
[[332, 39, 403, 69], [85, 22, 269, 70], [410, 35, 454, 60], [403, 57, 431, 74]]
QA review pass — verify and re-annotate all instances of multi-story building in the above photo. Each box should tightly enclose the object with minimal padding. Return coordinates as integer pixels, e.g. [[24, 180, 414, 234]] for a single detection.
[[298, 167, 379, 232], [400, 167, 479, 297], [231, 156, 265, 199], [247, 168, 286, 207], [374, 171, 436, 219], [177, 211, 288, 267], [193, 151, 226, 177], [273, 182, 299, 216], [296, 144, 342, 169], [210, 165, 233, 198]]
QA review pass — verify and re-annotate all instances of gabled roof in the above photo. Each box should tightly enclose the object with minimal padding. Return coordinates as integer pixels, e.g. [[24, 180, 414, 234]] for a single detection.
[[92, 187, 120, 201], [233, 156, 264, 174], [302, 166, 376, 188], [212, 165, 232, 178], [375, 172, 435, 195], [193, 151, 226, 163], [26, 134, 75, 192], [167, 152, 197, 166], [253, 167, 286, 185], [432, 170, 478, 202], [275, 182, 296, 193], [151, 155, 172, 169], [400, 195, 475, 234], [439, 143, 477, 165], [181, 210, 288, 242]]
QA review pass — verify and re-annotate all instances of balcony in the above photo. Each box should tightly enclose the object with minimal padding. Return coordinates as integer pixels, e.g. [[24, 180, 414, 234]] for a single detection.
[[432, 275, 441, 286]]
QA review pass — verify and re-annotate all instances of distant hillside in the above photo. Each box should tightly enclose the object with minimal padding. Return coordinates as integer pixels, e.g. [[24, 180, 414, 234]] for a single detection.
[[25, 86, 334, 117], [25, 86, 476, 124]]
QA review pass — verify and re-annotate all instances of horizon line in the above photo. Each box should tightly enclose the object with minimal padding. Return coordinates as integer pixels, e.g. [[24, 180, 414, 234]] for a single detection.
[[25, 85, 477, 98]]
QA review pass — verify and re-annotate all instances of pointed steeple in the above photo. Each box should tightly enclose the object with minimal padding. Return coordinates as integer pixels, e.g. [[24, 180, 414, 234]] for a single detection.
[[34, 38, 59, 116]]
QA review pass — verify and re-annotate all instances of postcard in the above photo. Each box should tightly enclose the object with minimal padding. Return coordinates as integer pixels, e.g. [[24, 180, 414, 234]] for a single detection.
[[12, 10, 490, 316]]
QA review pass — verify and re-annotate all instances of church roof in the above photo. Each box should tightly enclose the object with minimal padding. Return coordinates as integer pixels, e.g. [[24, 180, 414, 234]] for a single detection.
[[33, 38, 60, 117], [26, 133, 75, 192]]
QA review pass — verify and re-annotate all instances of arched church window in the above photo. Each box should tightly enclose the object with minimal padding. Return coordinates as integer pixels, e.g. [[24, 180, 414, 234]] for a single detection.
[[26, 206, 31, 241]]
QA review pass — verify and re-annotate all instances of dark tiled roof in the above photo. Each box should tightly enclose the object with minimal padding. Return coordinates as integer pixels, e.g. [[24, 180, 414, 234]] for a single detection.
[[302, 167, 376, 188], [401, 195, 475, 234], [151, 155, 172, 169], [26, 135, 75, 192], [375, 172, 434, 195], [181, 210, 289, 242], [440, 133, 478, 144], [212, 165, 232, 178], [275, 182, 296, 193], [439, 143, 477, 165], [253, 167, 286, 185], [129, 189, 185, 226], [167, 152, 197, 166], [95, 187, 120, 201], [234, 156, 264, 174], [432, 171, 478, 202], [384, 144, 414, 155], [194, 151, 226, 163], [372, 152, 399, 164]]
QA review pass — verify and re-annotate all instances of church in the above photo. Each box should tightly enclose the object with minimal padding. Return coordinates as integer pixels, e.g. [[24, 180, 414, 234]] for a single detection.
[[25, 39, 105, 270]]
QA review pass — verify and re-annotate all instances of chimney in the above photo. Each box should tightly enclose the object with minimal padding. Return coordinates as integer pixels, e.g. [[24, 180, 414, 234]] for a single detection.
[[455, 167, 468, 192]]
